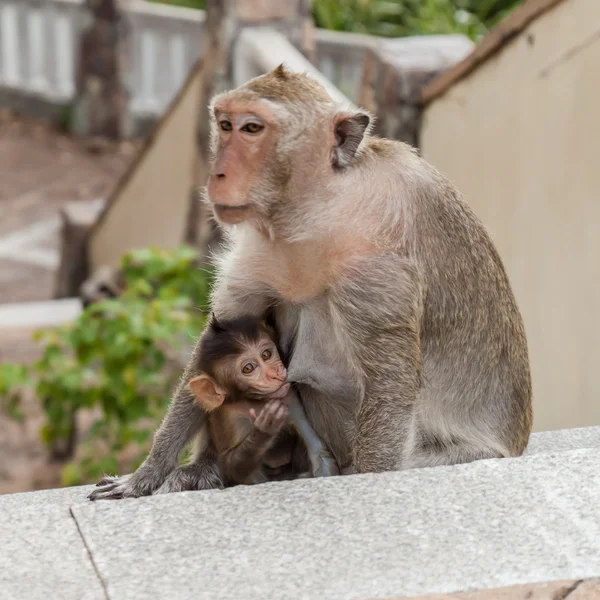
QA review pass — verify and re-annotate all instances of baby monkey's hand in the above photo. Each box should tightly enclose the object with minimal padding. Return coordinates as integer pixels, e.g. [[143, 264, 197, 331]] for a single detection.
[[250, 399, 289, 436]]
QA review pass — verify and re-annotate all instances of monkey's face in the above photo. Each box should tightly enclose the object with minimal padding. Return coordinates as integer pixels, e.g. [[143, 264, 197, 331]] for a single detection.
[[207, 98, 286, 226], [206, 67, 371, 232], [232, 337, 289, 400]]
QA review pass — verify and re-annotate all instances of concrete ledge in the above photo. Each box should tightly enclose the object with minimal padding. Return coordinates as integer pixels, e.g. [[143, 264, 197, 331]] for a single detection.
[[526, 425, 600, 455], [2, 427, 600, 599]]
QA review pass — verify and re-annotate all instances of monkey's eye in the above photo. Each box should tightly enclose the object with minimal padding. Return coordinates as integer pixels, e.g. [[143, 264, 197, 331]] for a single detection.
[[261, 349, 272, 360], [242, 363, 255, 375], [242, 122, 264, 134], [219, 120, 233, 132]]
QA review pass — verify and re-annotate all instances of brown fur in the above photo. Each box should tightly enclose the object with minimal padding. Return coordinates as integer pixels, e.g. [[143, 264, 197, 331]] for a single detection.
[[206, 399, 307, 485], [89, 65, 532, 500]]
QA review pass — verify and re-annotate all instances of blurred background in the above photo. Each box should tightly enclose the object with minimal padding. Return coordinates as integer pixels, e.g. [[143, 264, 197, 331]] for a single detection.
[[1, 0, 597, 495]]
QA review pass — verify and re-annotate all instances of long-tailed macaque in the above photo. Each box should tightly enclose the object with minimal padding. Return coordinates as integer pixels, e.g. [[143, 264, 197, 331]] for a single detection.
[[188, 313, 338, 485], [89, 65, 532, 500]]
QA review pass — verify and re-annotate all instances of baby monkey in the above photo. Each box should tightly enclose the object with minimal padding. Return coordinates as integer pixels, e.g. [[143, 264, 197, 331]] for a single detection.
[[189, 313, 339, 486]]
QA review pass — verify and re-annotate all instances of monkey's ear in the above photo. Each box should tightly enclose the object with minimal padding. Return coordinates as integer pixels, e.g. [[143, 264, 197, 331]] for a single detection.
[[332, 111, 371, 169], [189, 375, 226, 411]]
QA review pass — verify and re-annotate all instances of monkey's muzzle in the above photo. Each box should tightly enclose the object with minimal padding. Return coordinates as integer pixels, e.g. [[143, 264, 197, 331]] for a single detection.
[[213, 203, 253, 225]]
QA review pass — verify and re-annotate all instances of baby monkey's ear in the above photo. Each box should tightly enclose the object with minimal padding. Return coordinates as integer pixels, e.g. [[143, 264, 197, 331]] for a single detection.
[[189, 375, 226, 411]]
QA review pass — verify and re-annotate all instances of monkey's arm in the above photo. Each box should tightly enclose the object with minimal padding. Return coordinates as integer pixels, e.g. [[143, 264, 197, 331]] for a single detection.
[[220, 400, 287, 484], [88, 364, 216, 500], [287, 390, 339, 477], [333, 256, 424, 473]]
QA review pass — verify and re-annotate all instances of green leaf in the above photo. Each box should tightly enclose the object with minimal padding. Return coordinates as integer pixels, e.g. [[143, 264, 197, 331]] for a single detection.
[[18, 245, 213, 484]]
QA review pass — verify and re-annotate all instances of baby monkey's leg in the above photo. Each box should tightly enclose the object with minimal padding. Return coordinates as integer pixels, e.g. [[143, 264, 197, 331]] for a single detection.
[[286, 390, 340, 477]]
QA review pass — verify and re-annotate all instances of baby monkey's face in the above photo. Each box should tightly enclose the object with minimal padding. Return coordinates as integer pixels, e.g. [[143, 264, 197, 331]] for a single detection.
[[232, 334, 289, 400]]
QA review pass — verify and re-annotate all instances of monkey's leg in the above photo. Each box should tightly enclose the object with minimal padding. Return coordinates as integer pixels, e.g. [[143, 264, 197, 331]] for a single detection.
[[333, 257, 424, 474], [404, 441, 503, 469], [220, 428, 278, 485], [153, 443, 223, 494], [287, 391, 340, 477]]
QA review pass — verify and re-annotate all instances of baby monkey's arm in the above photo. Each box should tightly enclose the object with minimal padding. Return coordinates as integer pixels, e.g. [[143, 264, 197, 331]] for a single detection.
[[219, 398, 289, 485]]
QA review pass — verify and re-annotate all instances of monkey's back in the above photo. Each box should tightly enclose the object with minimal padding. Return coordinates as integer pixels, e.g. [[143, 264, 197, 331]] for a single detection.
[[406, 154, 532, 457]]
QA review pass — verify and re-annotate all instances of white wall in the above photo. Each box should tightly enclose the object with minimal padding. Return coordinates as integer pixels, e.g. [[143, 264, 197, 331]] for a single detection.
[[421, 0, 600, 432]]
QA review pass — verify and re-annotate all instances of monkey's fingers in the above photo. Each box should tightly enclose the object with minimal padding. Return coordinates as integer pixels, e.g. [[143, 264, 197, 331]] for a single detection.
[[87, 473, 143, 501], [88, 482, 125, 500], [95, 473, 123, 487], [263, 398, 280, 412], [255, 405, 279, 432], [274, 404, 288, 424], [249, 408, 257, 421]]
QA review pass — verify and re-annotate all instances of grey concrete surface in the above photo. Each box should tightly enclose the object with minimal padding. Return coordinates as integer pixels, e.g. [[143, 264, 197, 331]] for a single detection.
[[69, 447, 600, 600], [0, 488, 104, 600], [0, 484, 95, 510], [526, 426, 600, 455], [3, 427, 600, 600]]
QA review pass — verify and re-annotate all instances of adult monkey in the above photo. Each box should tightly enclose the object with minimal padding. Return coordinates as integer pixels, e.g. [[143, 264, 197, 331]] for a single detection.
[[90, 65, 532, 499]]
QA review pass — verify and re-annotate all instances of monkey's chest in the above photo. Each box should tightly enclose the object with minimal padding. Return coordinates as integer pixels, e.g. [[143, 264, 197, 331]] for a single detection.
[[276, 297, 359, 428]]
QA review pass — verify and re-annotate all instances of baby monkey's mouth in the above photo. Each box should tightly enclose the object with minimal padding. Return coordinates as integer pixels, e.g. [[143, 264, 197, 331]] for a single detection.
[[269, 382, 291, 400]]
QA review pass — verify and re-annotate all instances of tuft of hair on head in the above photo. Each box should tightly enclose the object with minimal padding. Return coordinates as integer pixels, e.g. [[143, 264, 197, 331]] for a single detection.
[[273, 63, 291, 80], [209, 312, 224, 333], [198, 314, 269, 377], [243, 65, 332, 105]]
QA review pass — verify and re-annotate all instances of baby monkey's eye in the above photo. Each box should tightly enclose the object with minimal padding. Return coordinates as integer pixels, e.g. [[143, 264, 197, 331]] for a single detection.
[[261, 349, 272, 360], [242, 122, 263, 134], [242, 363, 255, 375], [219, 120, 232, 132]]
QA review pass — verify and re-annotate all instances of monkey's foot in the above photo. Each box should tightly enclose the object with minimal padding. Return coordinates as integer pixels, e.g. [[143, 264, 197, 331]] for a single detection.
[[311, 453, 341, 478], [88, 465, 167, 500], [153, 463, 224, 495]]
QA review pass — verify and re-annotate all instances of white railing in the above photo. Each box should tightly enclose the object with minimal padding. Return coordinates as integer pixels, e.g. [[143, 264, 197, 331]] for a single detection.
[[0, 0, 448, 128], [125, 1, 204, 118], [233, 28, 357, 110], [313, 29, 377, 103], [0, 0, 81, 102], [0, 0, 205, 126]]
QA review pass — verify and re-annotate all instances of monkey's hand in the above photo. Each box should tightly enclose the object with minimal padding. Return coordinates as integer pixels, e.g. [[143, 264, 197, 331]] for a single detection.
[[88, 461, 170, 501], [250, 399, 288, 436]]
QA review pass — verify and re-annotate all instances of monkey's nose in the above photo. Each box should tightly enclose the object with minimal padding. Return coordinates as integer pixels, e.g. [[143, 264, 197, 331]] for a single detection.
[[269, 368, 285, 382], [215, 173, 225, 179]]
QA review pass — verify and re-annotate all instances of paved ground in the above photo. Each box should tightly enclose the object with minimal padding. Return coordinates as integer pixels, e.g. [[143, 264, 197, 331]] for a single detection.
[[0, 110, 139, 495], [2, 427, 600, 600], [0, 109, 137, 304]]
